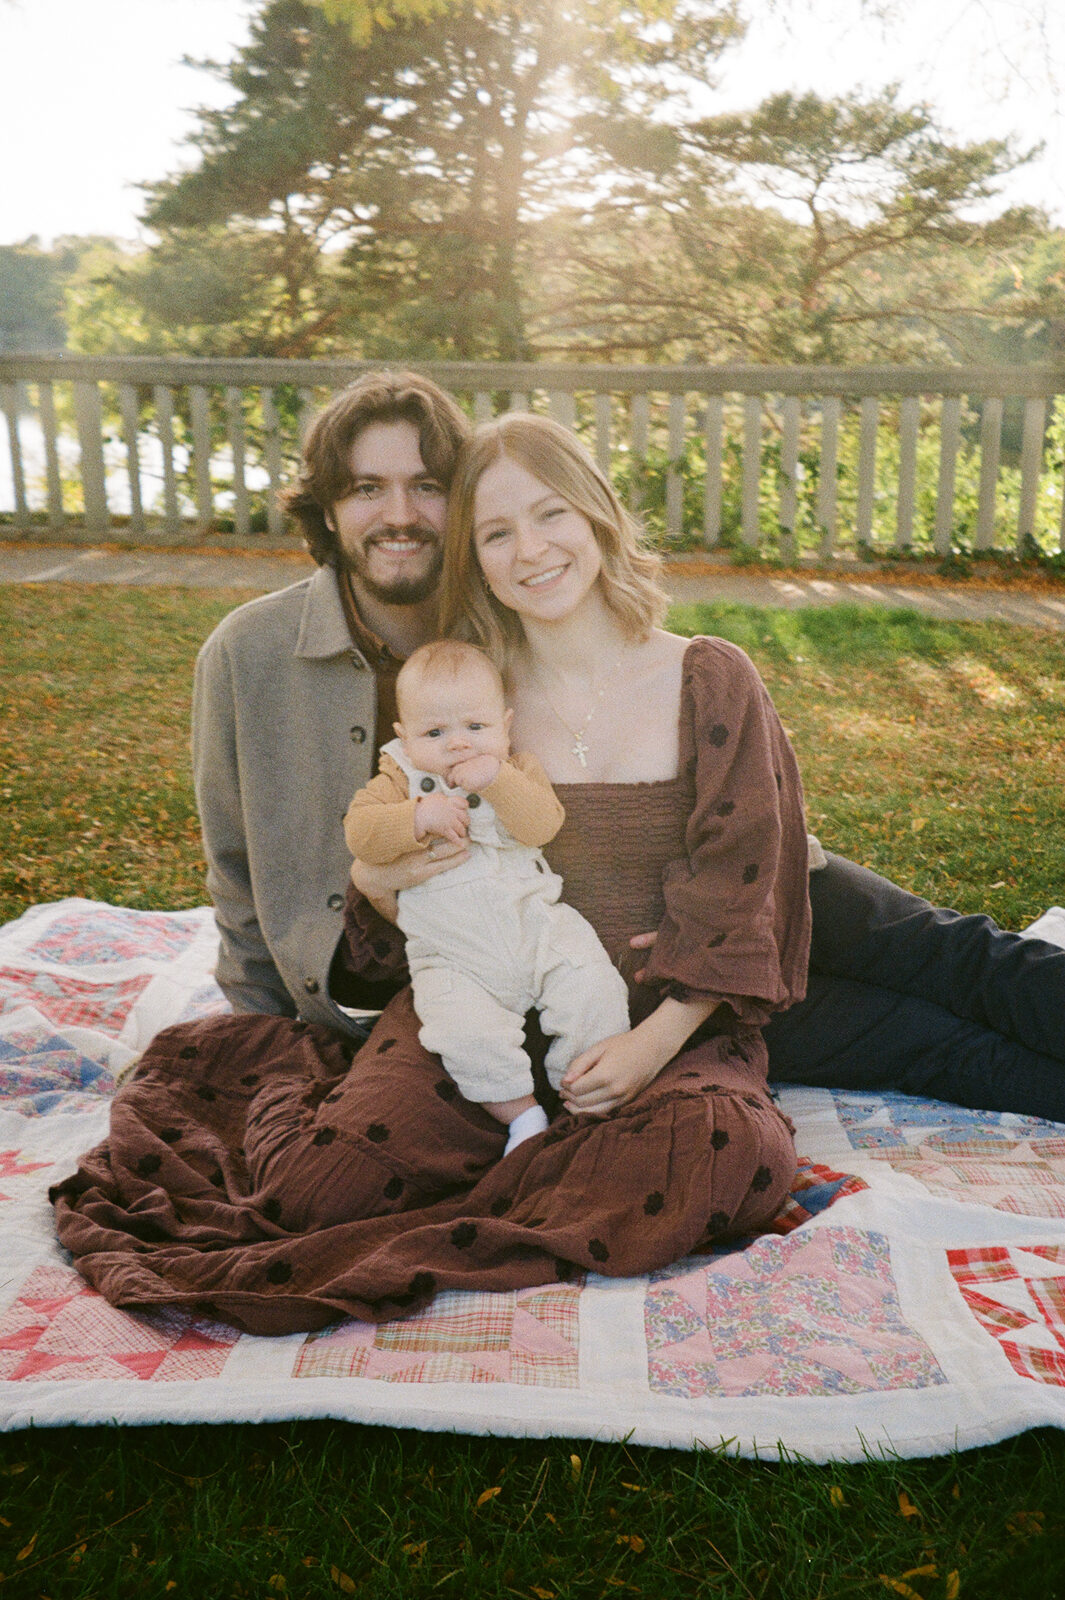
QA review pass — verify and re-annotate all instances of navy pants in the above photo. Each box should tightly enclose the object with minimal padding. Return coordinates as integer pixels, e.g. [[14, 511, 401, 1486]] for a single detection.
[[765, 853, 1065, 1120]]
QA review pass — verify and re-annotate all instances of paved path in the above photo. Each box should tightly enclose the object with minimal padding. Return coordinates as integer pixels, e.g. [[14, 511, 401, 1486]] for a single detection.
[[3, 543, 1065, 629]]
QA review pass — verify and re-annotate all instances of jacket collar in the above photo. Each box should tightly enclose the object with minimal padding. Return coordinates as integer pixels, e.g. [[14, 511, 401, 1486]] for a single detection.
[[294, 564, 367, 664]]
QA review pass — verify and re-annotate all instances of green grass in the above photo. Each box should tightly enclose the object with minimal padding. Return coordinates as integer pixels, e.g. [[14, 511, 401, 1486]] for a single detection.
[[2, 586, 1065, 1598]]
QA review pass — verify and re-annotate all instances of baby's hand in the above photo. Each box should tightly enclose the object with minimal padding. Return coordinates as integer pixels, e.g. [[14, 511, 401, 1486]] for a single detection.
[[415, 792, 469, 846], [448, 753, 501, 793]]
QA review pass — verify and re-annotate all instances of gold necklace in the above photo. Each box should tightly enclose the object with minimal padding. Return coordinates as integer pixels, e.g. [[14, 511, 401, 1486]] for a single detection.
[[534, 648, 628, 769]]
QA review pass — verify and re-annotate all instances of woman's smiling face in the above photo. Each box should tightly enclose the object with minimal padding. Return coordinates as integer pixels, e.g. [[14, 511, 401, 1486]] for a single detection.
[[472, 454, 602, 624]]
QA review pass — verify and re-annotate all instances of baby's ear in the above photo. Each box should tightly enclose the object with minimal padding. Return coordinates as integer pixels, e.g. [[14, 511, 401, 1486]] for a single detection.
[[503, 708, 514, 734], [393, 722, 406, 741]]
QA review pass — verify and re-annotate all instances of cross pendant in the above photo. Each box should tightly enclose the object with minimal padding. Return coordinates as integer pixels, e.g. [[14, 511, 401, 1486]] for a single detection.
[[572, 733, 589, 767]]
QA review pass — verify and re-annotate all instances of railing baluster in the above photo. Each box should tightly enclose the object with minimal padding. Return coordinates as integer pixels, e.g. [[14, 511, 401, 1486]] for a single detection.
[[226, 386, 250, 538], [189, 386, 213, 534], [548, 390, 576, 428], [37, 381, 64, 530], [1016, 396, 1045, 553], [629, 392, 649, 514], [117, 385, 144, 533], [741, 394, 761, 546], [154, 384, 180, 532], [779, 396, 800, 559], [508, 392, 530, 412], [473, 391, 493, 423], [1, 382, 29, 528], [72, 380, 109, 532], [261, 389, 285, 538], [298, 387, 316, 445], [702, 394, 723, 548], [594, 392, 612, 474], [855, 396, 878, 548], [666, 392, 686, 540], [935, 395, 962, 555], [975, 397, 1002, 550], [817, 396, 840, 557], [896, 395, 919, 550]]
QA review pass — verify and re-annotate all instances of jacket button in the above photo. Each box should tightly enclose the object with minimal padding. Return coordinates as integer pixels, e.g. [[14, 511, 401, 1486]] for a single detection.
[[350, 725, 367, 744], [468, 793, 481, 808], [420, 777, 435, 793], [327, 894, 343, 911], [304, 978, 320, 994]]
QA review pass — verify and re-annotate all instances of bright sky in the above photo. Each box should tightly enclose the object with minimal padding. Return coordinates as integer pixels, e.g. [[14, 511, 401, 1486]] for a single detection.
[[1, 0, 1064, 248]]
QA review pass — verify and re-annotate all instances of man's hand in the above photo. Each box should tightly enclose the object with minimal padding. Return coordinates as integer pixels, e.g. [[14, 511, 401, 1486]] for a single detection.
[[351, 841, 469, 924], [415, 792, 469, 845], [447, 753, 502, 793]]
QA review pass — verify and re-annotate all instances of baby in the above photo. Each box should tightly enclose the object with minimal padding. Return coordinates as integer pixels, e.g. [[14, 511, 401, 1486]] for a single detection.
[[344, 639, 631, 1154]]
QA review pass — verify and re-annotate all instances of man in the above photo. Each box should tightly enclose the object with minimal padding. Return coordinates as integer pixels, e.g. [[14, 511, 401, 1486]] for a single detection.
[[194, 369, 1065, 1114], [192, 371, 470, 1036]]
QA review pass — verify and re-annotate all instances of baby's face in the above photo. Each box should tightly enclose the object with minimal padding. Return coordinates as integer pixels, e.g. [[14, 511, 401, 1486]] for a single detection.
[[397, 667, 512, 782]]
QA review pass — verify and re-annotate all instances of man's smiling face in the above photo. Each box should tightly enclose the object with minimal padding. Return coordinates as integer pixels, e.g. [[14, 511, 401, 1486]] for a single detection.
[[328, 419, 448, 605]]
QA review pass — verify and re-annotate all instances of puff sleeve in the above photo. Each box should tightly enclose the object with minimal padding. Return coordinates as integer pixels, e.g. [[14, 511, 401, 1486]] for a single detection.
[[639, 637, 810, 1024]]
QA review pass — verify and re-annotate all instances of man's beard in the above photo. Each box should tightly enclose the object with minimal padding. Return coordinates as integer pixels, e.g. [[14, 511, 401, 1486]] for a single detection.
[[340, 528, 444, 606]]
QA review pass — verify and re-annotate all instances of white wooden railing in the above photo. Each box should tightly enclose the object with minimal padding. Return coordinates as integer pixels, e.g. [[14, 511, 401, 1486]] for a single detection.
[[2, 355, 1064, 557]]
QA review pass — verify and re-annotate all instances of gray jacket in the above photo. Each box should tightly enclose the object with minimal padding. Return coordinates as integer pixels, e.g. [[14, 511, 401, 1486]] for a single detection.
[[192, 564, 376, 1037]]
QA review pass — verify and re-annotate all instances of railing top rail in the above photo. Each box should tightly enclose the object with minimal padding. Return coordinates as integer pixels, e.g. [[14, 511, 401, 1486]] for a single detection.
[[4, 354, 1065, 399]]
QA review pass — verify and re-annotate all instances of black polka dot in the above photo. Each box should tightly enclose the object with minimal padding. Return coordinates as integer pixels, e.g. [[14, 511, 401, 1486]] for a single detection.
[[644, 1192, 664, 1215], [775, 772, 782, 789], [750, 1165, 772, 1193], [266, 1261, 292, 1283], [451, 1222, 478, 1249], [196, 1086, 217, 1102], [372, 942, 394, 959], [717, 800, 735, 817], [708, 1210, 731, 1233], [158, 1128, 182, 1144], [490, 1196, 512, 1216], [262, 1198, 283, 1224], [240, 1073, 260, 1087], [743, 863, 760, 885], [711, 1128, 730, 1151], [136, 1153, 162, 1177], [708, 932, 727, 948], [709, 724, 729, 747], [555, 1258, 577, 1282], [743, 1094, 762, 1108], [680, 1071, 700, 1079], [375, 1037, 397, 1052], [209, 1168, 224, 1187], [323, 1092, 342, 1104], [728, 1040, 750, 1064], [383, 1176, 404, 1200], [434, 1080, 458, 1102], [312, 1127, 337, 1146], [588, 1238, 610, 1263], [178, 1045, 198, 1060], [408, 1271, 436, 1299], [366, 1123, 390, 1143]]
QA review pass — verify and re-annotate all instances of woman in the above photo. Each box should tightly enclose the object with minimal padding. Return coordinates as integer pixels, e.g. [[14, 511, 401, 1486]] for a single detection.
[[53, 415, 810, 1335]]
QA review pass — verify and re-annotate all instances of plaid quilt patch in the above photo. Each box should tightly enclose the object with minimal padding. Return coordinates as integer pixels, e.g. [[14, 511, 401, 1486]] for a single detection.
[[948, 1244, 1065, 1387]]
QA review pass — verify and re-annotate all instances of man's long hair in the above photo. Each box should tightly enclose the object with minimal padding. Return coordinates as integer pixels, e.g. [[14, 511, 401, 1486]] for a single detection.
[[280, 371, 472, 565]]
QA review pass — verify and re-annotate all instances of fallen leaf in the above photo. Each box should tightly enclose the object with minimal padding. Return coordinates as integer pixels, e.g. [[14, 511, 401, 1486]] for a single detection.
[[830, 1486, 845, 1509], [16, 1533, 38, 1562], [616, 1534, 645, 1553], [570, 1454, 582, 1481], [878, 1579, 923, 1599], [911, 817, 927, 832], [330, 1567, 357, 1594], [945, 1574, 960, 1599], [268, 1577, 287, 1593], [901, 1565, 938, 1578], [476, 1486, 502, 1507], [1007, 1510, 1045, 1536], [897, 1490, 920, 1519], [620, 1482, 644, 1492], [531, 1588, 555, 1599]]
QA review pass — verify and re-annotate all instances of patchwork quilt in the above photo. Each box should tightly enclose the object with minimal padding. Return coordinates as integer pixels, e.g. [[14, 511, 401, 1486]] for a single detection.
[[3, 896, 1065, 1463]]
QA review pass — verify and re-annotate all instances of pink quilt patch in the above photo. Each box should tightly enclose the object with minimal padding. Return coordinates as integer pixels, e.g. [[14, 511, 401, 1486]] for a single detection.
[[0, 1148, 52, 1203], [25, 909, 201, 967], [0, 1265, 240, 1382], [646, 1227, 946, 1399], [0, 968, 150, 1035], [949, 1244, 1065, 1387], [294, 1283, 581, 1387]]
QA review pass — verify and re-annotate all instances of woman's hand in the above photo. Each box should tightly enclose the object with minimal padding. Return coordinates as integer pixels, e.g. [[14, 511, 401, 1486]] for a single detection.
[[629, 929, 657, 984], [559, 1029, 668, 1117], [560, 993, 720, 1117], [350, 841, 469, 924]]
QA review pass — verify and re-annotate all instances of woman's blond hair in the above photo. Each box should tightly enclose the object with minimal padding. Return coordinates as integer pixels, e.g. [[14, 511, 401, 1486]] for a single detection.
[[439, 414, 670, 665]]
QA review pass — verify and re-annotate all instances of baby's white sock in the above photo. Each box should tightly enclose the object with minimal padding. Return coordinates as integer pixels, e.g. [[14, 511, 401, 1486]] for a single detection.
[[504, 1104, 549, 1156]]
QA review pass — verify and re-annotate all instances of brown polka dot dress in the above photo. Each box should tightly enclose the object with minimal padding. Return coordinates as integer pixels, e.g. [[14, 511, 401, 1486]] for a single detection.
[[52, 638, 812, 1335]]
